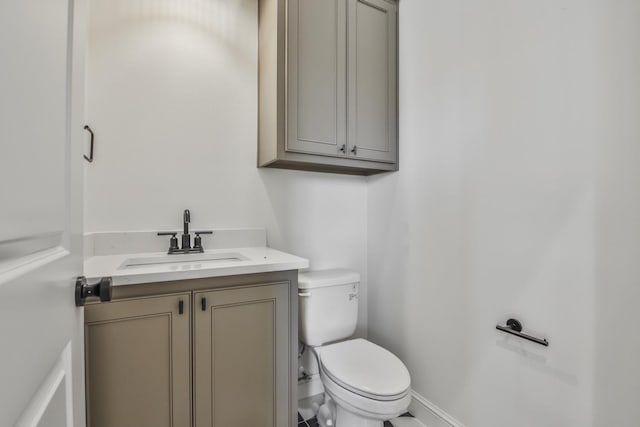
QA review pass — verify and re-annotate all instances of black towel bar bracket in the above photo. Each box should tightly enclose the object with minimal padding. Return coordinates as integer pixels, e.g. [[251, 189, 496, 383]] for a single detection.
[[496, 318, 549, 347]]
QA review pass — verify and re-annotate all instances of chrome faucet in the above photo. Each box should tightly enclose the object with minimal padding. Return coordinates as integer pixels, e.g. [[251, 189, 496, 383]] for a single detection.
[[157, 209, 212, 254]]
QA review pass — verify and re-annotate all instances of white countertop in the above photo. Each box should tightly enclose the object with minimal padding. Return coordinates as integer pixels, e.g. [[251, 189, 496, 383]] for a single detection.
[[84, 247, 309, 286]]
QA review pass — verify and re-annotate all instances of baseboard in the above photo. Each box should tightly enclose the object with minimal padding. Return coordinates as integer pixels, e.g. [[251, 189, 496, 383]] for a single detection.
[[296, 382, 465, 427], [409, 390, 466, 427]]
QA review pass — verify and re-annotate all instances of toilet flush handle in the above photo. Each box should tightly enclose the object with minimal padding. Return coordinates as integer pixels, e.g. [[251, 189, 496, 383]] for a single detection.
[[298, 292, 312, 297]]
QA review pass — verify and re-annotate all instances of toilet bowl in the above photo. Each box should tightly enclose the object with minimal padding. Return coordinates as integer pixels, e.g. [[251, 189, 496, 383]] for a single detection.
[[316, 339, 411, 426], [298, 270, 412, 427]]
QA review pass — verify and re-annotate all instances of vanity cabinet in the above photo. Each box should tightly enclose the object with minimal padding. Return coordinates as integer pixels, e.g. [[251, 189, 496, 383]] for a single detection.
[[194, 283, 290, 427], [84, 294, 191, 427], [84, 272, 297, 427], [258, 0, 398, 175]]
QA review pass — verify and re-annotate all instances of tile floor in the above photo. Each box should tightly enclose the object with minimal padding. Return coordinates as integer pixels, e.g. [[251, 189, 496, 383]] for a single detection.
[[297, 412, 414, 427]]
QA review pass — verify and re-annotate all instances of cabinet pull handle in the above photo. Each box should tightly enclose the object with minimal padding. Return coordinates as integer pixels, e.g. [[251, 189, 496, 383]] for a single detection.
[[178, 300, 184, 315], [201, 297, 207, 312], [339, 144, 346, 153], [350, 145, 357, 155]]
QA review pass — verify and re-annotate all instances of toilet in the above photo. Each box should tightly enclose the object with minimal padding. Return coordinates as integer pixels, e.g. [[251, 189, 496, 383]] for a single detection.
[[299, 269, 412, 427]]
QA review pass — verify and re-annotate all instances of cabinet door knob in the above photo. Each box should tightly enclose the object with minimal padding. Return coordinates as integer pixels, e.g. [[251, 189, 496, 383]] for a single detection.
[[350, 146, 357, 155], [339, 144, 346, 153]]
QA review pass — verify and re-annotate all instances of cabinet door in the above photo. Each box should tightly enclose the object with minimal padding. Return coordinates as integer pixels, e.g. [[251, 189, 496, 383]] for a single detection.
[[194, 283, 290, 427], [84, 294, 191, 427], [287, 0, 347, 157], [347, 0, 398, 163]]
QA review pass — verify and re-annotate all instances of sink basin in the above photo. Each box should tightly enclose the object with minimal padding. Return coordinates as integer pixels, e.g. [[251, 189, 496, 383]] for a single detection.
[[119, 252, 249, 270]]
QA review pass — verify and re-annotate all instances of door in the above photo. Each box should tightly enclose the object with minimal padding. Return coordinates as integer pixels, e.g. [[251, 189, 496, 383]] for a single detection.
[[287, 0, 347, 157], [194, 283, 290, 427], [347, 0, 397, 163], [0, 0, 87, 425], [84, 295, 191, 427]]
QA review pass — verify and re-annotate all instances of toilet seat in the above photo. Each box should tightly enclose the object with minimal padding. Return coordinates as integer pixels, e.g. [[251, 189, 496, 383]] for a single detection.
[[317, 339, 411, 401], [319, 362, 412, 422]]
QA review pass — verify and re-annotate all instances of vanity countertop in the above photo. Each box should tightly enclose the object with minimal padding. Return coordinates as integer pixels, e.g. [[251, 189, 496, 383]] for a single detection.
[[84, 246, 309, 286]]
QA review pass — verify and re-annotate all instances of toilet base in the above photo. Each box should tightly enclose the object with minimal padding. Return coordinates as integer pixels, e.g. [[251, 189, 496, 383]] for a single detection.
[[318, 391, 408, 427], [335, 405, 384, 427], [317, 397, 384, 427]]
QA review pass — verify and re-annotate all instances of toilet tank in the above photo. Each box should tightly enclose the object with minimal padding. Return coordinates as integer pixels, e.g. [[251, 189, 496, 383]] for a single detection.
[[298, 269, 360, 347]]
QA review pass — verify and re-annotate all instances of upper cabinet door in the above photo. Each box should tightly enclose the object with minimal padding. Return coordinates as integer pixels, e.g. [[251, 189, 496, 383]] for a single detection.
[[347, 0, 398, 163], [287, 0, 347, 157]]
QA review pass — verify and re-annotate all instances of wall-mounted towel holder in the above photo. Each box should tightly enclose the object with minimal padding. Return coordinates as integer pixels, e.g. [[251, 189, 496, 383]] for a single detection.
[[496, 318, 549, 347]]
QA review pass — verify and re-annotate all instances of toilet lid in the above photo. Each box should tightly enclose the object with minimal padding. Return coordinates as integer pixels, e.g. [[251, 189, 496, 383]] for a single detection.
[[318, 339, 410, 400]]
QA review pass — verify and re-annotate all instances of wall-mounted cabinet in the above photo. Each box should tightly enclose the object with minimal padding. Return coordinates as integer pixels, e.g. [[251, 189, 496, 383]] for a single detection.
[[258, 0, 398, 176]]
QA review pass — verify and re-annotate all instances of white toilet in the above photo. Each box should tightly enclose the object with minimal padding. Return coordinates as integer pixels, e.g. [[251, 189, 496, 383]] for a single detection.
[[299, 269, 412, 427]]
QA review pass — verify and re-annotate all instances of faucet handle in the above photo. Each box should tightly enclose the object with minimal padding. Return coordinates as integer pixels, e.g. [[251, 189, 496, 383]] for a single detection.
[[157, 232, 179, 252], [193, 231, 213, 252]]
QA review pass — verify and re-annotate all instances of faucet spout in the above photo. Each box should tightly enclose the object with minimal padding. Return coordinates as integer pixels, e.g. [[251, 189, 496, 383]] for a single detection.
[[183, 209, 191, 235], [182, 209, 191, 249]]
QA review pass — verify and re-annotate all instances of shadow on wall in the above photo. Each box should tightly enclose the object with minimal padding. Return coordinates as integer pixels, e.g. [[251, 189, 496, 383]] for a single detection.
[[256, 168, 368, 270], [367, 163, 474, 419], [257, 168, 370, 338], [592, 9, 640, 420], [84, 0, 259, 231], [365, 173, 409, 349], [368, 129, 595, 426], [89, 0, 255, 67]]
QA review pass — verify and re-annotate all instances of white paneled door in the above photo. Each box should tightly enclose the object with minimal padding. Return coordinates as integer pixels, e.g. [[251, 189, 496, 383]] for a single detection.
[[0, 0, 87, 425]]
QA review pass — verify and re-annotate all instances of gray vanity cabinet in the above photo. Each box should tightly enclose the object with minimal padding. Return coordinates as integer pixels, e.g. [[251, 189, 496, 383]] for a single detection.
[[194, 283, 291, 427], [84, 294, 191, 427], [258, 0, 398, 175], [84, 272, 298, 427]]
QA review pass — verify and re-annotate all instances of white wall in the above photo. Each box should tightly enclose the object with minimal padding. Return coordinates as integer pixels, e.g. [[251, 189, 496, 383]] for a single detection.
[[592, 1, 640, 424], [84, 0, 368, 335], [368, 1, 640, 426]]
